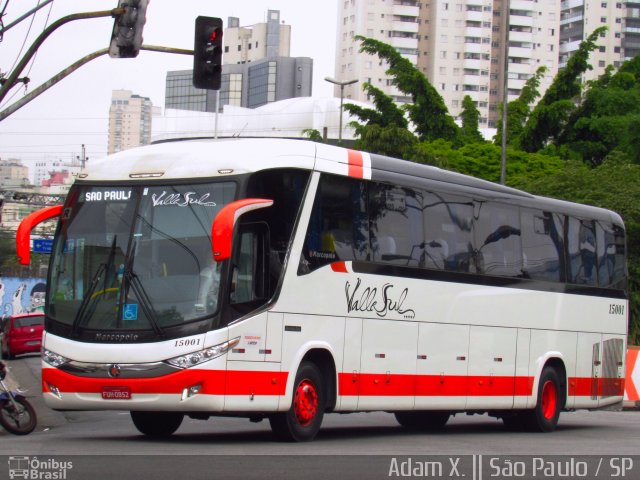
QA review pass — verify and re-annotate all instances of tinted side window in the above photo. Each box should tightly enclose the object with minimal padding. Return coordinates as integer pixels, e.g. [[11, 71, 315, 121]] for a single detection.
[[301, 175, 369, 273], [475, 202, 522, 277], [568, 217, 598, 286], [423, 192, 475, 272], [369, 184, 424, 267], [520, 209, 565, 282], [596, 221, 626, 290]]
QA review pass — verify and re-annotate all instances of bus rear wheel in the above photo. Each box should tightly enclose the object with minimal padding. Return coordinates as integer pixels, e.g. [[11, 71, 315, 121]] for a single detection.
[[395, 411, 450, 430], [522, 366, 563, 433], [130, 411, 184, 437], [269, 361, 325, 442]]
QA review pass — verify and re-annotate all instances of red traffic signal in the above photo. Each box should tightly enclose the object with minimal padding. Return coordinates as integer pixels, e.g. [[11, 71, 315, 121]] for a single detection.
[[193, 16, 223, 90]]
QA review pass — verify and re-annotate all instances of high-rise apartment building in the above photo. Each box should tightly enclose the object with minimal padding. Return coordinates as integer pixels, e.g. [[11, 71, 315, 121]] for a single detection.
[[335, 0, 636, 130], [623, 2, 640, 59], [165, 10, 311, 113], [334, 0, 420, 104], [108, 90, 153, 154], [560, 1, 625, 80]]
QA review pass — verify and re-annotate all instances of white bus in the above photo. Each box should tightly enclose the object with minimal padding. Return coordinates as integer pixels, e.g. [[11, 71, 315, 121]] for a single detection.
[[18, 138, 628, 441]]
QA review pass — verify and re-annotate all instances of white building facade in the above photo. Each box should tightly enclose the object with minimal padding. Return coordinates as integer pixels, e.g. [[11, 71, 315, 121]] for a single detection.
[[335, 0, 635, 130], [560, 0, 626, 81]]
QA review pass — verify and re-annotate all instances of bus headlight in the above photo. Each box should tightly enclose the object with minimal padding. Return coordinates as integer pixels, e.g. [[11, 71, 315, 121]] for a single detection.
[[166, 337, 240, 369], [42, 348, 70, 367]]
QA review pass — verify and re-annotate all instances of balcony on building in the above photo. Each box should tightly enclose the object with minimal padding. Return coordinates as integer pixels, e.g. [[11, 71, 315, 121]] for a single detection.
[[392, 1, 419, 18], [561, 0, 586, 10], [560, 10, 584, 27], [509, 11, 534, 28]]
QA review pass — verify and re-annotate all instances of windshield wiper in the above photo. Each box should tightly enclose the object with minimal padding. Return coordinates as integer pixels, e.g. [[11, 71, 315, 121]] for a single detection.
[[122, 240, 166, 338], [71, 235, 118, 335]]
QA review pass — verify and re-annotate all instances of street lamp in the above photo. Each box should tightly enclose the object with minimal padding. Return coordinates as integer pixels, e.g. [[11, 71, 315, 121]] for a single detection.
[[325, 76, 358, 144]]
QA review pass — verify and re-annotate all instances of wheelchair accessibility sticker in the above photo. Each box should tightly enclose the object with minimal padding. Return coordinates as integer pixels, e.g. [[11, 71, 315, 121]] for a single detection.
[[123, 303, 138, 321]]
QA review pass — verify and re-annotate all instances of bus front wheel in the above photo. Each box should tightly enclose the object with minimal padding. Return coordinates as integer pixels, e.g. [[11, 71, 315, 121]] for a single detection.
[[130, 411, 184, 437], [269, 361, 325, 442]]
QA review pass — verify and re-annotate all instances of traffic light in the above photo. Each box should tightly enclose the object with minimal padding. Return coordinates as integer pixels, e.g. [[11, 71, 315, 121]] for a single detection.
[[109, 0, 149, 58], [193, 16, 223, 90]]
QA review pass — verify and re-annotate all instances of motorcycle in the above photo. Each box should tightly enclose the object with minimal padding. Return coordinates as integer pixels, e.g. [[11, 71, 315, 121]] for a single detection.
[[0, 361, 37, 435]]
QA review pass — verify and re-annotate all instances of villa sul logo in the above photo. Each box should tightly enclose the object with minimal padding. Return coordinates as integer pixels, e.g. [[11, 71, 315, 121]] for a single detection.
[[345, 278, 415, 319]]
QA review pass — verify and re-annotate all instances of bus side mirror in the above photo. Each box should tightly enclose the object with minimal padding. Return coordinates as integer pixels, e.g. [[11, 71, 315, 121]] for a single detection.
[[16, 205, 64, 265], [211, 198, 273, 262]]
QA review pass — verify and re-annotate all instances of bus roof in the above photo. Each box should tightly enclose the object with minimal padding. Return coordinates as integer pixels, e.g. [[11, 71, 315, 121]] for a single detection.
[[80, 138, 623, 226]]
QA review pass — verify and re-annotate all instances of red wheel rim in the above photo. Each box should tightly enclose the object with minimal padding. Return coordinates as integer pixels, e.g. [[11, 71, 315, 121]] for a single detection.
[[541, 380, 557, 420], [293, 379, 318, 427]]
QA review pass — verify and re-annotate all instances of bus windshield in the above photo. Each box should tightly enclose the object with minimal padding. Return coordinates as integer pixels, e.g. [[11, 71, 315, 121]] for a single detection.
[[47, 182, 236, 338]]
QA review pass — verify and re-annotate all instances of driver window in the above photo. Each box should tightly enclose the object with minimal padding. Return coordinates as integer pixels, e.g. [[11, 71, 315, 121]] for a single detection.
[[230, 225, 268, 305]]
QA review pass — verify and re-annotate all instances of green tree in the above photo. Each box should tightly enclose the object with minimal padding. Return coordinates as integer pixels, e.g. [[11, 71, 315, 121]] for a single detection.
[[494, 66, 546, 149], [302, 128, 324, 142], [556, 56, 640, 166], [355, 36, 460, 143], [353, 124, 418, 159], [412, 141, 564, 185], [344, 82, 408, 133], [460, 95, 484, 144], [520, 27, 607, 152]]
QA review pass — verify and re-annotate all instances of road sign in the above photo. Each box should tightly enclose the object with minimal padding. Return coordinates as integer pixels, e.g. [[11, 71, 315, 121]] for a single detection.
[[32, 238, 53, 253]]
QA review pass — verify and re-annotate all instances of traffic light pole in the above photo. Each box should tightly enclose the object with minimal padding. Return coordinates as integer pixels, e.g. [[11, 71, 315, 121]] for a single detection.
[[0, 9, 123, 105], [0, 45, 193, 122]]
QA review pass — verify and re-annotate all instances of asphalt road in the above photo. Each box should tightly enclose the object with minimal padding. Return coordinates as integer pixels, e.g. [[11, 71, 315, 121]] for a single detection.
[[1, 355, 639, 480]]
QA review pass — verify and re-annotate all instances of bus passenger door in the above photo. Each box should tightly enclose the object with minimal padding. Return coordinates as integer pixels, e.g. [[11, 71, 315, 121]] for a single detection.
[[416, 323, 469, 410], [338, 317, 362, 411], [358, 319, 418, 410], [467, 326, 517, 409]]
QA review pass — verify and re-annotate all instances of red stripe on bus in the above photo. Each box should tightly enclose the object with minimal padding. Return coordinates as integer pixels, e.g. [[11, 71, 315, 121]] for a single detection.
[[42, 368, 288, 396], [331, 262, 349, 273], [339, 373, 622, 397], [568, 377, 625, 397], [347, 149, 364, 179], [339, 373, 535, 397], [43, 368, 624, 399]]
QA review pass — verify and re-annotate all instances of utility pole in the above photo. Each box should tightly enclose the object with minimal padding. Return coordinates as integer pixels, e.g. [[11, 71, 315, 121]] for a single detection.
[[500, 0, 510, 186], [77, 144, 88, 169]]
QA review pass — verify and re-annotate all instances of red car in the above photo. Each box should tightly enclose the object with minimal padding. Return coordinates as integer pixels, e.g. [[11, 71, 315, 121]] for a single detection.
[[1, 313, 44, 359]]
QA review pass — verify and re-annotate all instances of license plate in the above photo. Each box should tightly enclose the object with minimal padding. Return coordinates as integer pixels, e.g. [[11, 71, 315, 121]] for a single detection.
[[101, 386, 131, 400]]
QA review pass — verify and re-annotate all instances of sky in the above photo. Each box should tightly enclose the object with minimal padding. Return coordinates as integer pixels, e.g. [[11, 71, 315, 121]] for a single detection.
[[0, 0, 339, 172]]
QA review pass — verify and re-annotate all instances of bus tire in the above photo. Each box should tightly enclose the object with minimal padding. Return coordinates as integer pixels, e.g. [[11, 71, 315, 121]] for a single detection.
[[523, 366, 563, 433], [269, 361, 325, 442], [394, 411, 450, 430], [130, 411, 184, 437]]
